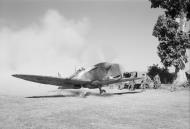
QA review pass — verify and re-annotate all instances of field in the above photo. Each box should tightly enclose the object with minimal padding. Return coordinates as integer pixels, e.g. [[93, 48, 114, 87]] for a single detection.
[[0, 85, 189, 129]]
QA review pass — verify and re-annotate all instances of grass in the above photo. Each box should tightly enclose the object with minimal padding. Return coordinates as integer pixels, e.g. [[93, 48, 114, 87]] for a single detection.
[[0, 85, 189, 129]]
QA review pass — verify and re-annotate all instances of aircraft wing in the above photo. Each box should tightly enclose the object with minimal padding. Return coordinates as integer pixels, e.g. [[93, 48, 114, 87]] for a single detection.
[[12, 74, 90, 86], [100, 77, 142, 86]]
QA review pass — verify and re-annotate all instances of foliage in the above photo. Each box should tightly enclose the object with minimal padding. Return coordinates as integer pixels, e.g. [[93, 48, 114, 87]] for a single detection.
[[159, 68, 175, 84], [149, 0, 190, 74], [149, 0, 190, 20], [153, 15, 190, 70], [147, 64, 175, 83], [147, 64, 161, 79]]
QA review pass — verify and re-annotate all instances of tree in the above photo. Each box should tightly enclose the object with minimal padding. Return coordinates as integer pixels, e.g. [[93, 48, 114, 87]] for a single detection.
[[149, 0, 190, 20], [149, 0, 190, 81], [147, 64, 162, 79], [147, 64, 175, 84], [153, 15, 189, 77]]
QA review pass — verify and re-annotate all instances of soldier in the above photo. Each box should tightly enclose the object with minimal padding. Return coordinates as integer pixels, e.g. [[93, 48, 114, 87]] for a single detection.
[[153, 74, 161, 89], [141, 74, 146, 90], [129, 80, 135, 91], [141, 74, 152, 90], [145, 75, 152, 89]]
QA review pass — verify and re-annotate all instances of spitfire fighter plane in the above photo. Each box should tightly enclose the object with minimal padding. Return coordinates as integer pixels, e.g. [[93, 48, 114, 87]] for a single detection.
[[12, 62, 142, 95]]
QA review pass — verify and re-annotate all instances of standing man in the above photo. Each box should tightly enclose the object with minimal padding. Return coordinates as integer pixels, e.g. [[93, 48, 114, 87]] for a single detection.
[[129, 80, 135, 91], [141, 74, 146, 91]]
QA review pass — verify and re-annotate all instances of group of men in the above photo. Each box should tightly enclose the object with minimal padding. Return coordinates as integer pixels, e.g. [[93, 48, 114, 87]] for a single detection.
[[141, 74, 161, 90], [124, 72, 161, 91]]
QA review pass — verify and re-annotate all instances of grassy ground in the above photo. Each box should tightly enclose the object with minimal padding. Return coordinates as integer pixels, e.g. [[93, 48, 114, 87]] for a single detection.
[[0, 85, 189, 129]]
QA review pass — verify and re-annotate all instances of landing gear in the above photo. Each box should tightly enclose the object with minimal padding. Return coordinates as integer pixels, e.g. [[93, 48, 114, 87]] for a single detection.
[[98, 86, 106, 95], [91, 80, 106, 95], [80, 90, 87, 97], [80, 87, 87, 97]]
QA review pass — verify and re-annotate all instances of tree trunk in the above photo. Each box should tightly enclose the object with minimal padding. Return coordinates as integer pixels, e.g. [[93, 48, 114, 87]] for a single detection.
[[179, 12, 186, 32], [176, 11, 189, 83], [171, 67, 179, 91], [172, 66, 187, 89], [174, 67, 179, 80]]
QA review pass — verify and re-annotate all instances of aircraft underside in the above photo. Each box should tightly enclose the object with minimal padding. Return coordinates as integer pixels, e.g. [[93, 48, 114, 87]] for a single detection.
[[58, 83, 106, 94]]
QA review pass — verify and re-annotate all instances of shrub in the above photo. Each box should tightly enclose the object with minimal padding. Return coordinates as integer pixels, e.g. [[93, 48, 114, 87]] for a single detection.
[[147, 64, 175, 84]]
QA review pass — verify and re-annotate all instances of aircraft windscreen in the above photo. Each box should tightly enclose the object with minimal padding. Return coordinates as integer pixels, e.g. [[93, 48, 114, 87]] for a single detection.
[[72, 66, 95, 80], [69, 67, 85, 79]]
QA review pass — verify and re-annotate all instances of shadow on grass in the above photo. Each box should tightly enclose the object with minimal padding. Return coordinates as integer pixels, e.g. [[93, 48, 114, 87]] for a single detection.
[[26, 94, 78, 98], [26, 90, 142, 98], [85, 91, 142, 97]]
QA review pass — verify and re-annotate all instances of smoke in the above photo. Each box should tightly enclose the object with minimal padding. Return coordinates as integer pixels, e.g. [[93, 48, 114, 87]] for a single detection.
[[0, 9, 117, 96], [79, 42, 117, 67], [0, 9, 118, 74], [0, 10, 90, 74]]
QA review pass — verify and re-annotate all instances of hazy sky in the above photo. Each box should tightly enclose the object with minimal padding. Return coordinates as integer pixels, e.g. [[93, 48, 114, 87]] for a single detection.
[[0, 0, 164, 95]]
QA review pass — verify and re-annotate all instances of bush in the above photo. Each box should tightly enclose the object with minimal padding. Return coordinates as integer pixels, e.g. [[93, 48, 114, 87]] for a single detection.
[[147, 64, 175, 84]]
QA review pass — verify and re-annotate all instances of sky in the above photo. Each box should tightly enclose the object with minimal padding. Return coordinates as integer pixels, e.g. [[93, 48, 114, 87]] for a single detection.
[[0, 0, 164, 95]]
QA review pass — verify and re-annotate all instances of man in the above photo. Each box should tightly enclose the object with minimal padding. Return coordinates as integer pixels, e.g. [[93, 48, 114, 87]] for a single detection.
[[141, 74, 146, 90], [128, 80, 135, 90], [141, 74, 152, 90]]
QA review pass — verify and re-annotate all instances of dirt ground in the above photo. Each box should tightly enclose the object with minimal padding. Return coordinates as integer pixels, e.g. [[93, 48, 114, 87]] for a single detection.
[[0, 85, 189, 129]]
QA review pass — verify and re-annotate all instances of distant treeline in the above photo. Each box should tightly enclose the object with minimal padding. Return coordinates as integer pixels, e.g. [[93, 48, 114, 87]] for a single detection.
[[147, 64, 175, 84]]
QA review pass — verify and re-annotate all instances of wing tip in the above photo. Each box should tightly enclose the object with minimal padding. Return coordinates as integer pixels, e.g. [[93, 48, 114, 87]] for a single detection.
[[12, 74, 24, 79], [12, 74, 18, 77]]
